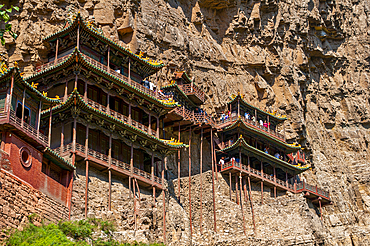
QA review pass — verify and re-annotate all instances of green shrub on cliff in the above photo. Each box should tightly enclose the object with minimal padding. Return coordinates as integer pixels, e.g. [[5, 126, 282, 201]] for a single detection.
[[5, 219, 164, 246]]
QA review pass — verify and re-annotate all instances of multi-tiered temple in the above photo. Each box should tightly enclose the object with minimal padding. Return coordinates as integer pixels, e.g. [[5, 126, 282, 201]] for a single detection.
[[0, 13, 331, 242]]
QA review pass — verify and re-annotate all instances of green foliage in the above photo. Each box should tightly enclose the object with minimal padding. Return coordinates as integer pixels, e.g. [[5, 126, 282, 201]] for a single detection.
[[0, 4, 18, 45], [5, 219, 164, 246]]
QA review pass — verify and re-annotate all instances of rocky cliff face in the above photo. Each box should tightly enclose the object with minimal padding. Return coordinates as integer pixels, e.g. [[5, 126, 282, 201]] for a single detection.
[[2, 0, 370, 245]]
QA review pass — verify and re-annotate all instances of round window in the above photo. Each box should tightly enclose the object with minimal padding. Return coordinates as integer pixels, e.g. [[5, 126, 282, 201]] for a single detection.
[[20, 147, 32, 168]]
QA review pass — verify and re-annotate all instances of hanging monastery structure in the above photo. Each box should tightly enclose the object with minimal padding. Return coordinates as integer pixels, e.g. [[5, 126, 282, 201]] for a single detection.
[[0, 13, 331, 241]]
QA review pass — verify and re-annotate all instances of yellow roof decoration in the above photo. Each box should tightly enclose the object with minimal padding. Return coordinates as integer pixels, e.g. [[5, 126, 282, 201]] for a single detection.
[[162, 138, 188, 147]]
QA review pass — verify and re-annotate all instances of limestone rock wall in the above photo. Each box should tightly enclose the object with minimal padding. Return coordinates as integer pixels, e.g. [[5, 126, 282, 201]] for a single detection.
[[0, 169, 69, 240], [1, 0, 370, 244]]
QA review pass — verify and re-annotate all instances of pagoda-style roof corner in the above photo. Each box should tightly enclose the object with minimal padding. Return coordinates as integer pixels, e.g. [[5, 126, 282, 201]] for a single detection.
[[219, 136, 309, 173], [44, 147, 75, 171], [174, 71, 192, 84], [0, 67, 61, 105], [228, 94, 287, 122], [43, 12, 165, 74]]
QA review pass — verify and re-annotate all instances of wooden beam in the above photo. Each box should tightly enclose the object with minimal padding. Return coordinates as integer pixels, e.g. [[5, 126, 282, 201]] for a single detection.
[[239, 173, 246, 235], [85, 160, 89, 218], [188, 126, 192, 236], [200, 126, 203, 234], [177, 123, 181, 202], [211, 128, 217, 232]]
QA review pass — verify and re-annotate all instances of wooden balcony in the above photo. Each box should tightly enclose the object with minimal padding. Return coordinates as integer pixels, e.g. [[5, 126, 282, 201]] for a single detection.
[[85, 98, 157, 137], [173, 107, 215, 126], [178, 84, 205, 104], [0, 109, 49, 147], [220, 160, 330, 204], [216, 115, 285, 141], [54, 143, 163, 189]]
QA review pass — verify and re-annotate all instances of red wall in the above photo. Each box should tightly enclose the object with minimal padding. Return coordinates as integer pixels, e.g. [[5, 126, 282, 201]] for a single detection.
[[3, 132, 70, 206]]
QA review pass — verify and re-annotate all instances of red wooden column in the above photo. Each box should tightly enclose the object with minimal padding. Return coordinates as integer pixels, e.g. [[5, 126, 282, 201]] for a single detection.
[[128, 58, 131, 84], [156, 116, 160, 138], [285, 171, 288, 187], [48, 107, 53, 146], [273, 166, 277, 198], [177, 123, 181, 202], [248, 155, 250, 172], [319, 197, 323, 221], [107, 46, 110, 73], [133, 178, 137, 231], [85, 160, 89, 218], [129, 142, 134, 199], [267, 115, 270, 132], [235, 175, 239, 205], [77, 24, 80, 49], [21, 89, 25, 127], [161, 157, 166, 243], [85, 124, 89, 157], [210, 128, 217, 232], [64, 79, 68, 102], [36, 101, 42, 138], [254, 109, 257, 125], [54, 38, 59, 65], [261, 160, 264, 205], [200, 126, 203, 234], [84, 80, 87, 101], [148, 113, 152, 135], [128, 103, 132, 124], [239, 173, 246, 235], [188, 126, 192, 236], [60, 123, 64, 152], [248, 176, 256, 234], [229, 172, 232, 201], [108, 134, 112, 211], [237, 98, 240, 117], [151, 152, 155, 206]]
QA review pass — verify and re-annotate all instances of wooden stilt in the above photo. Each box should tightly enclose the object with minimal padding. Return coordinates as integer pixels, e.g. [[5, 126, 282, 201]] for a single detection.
[[129, 142, 134, 199], [21, 89, 25, 127], [229, 172, 232, 201], [239, 173, 246, 235], [178, 123, 181, 202], [54, 38, 59, 65], [319, 197, 322, 221], [235, 175, 239, 205], [247, 176, 256, 234], [210, 128, 217, 232], [188, 126, 192, 236], [48, 107, 52, 146], [273, 166, 276, 198], [261, 161, 263, 205], [108, 134, 112, 211], [213, 141, 218, 181], [68, 153, 75, 220], [162, 157, 166, 243], [84, 160, 89, 218], [243, 177, 247, 202], [200, 126, 203, 234], [133, 178, 137, 231]]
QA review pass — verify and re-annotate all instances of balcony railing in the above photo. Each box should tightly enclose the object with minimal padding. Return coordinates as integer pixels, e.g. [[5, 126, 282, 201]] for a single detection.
[[85, 98, 156, 137], [221, 160, 329, 200], [55, 143, 162, 185], [34, 53, 168, 101], [0, 108, 49, 146], [178, 84, 205, 103], [216, 115, 285, 141], [173, 107, 215, 126]]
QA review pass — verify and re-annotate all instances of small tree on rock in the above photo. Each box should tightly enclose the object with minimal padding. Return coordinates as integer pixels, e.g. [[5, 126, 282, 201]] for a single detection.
[[0, 4, 18, 46]]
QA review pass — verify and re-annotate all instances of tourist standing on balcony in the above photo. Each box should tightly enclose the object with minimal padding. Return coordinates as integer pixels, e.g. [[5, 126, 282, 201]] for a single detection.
[[220, 112, 225, 123], [264, 146, 269, 154], [259, 119, 264, 127], [274, 152, 280, 159], [263, 120, 268, 128], [219, 156, 225, 170]]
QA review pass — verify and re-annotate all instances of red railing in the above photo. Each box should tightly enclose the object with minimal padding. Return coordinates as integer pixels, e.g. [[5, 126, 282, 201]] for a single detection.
[[85, 98, 156, 137], [34, 54, 71, 73], [0, 109, 49, 146], [221, 160, 329, 200], [178, 84, 205, 103], [216, 115, 285, 141], [173, 107, 215, 126], [55, 143, 162, 185]]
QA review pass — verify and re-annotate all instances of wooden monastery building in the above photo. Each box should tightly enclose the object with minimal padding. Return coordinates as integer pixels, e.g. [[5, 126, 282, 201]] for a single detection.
[[0, 13, 331, 240]]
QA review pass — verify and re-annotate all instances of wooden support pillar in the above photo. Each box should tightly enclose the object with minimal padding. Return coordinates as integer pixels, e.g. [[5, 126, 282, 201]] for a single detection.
[[107, 46, 110, 73], [273, 166, 276, 198], [177, 123, 181, 202], [72, 118, 76, 152], [37, 101, 42, 138], [240, 173, 246, 235], [128, 103, 132, 124], [84, 80, 87, 101], [108, 134, 112, 211], [107, 93, 110, 110], [148, 114, 152, 135], [21, 89, 25, 127], [243, 177, 247, 202], [188, 126, 192, 236], [77, 25, 80, 49], [152, 186, 156, 207], [248, 155, 250, 172], [248, 176, 256, 234], [267, 115, 270, 132], [162, 157, 166, 243], [261, 160, 263, 205], [213, 141, 218, 181], [64, 79, 68, 102], [285, 171, 288, 187], [133, 178, 137, 231], [156, 116, 160, 138], [235, 175, 239, 205], [128, 58, 131, 84], [229, 172, 232, 201], [48, 107, 52, 146], [319, 197, 323, 221], [255, 109, 257, 125], [54, 38, 59, 65], [210, 128, 217, 232], [68, 165, 74, 220], [129, 142, 134, 199], [84, 160, 89, 218], [200, 126, 203, 234], [85, 124, 89, 157], [283, 121, 286, 141], [61, 123, 65, 152]]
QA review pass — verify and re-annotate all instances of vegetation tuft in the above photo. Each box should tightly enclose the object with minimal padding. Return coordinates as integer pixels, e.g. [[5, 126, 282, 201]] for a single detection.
[[4, 218, 165, 246]]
